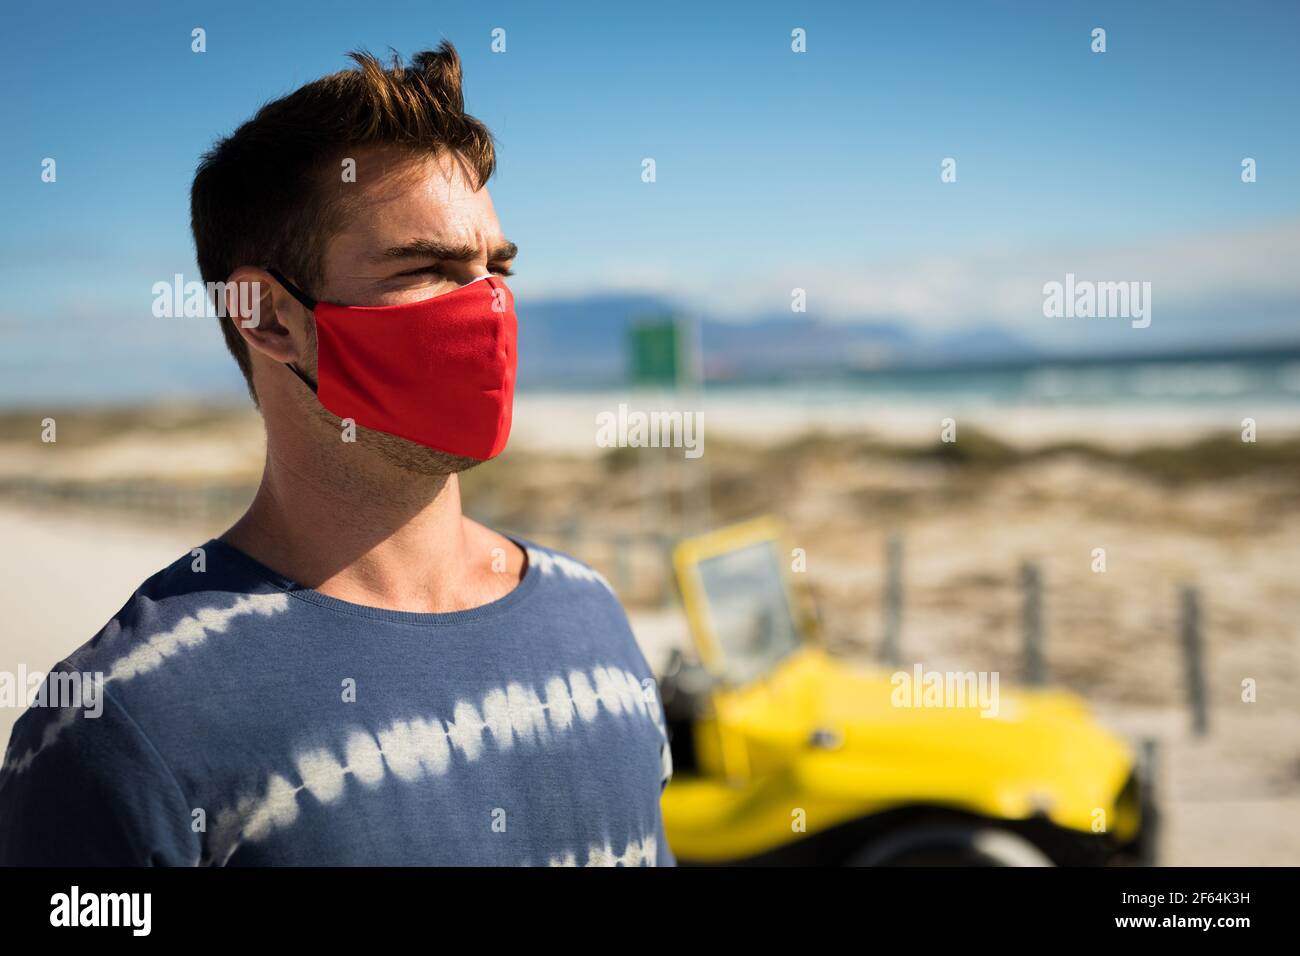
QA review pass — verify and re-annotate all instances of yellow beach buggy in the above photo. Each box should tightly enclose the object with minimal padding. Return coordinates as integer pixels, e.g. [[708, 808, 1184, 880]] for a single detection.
[[658, 518, 1156, 866]]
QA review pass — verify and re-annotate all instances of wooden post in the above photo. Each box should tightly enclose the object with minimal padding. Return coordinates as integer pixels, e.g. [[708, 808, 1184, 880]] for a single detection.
[[879, 533, 903, 665], [683, 449, 710, 535], [659, 530, 677, 607], [611, 532, 633, 597], [1138, 737, 1160, 865], [1021, 561, 1048, 686], [1180, 585, 1209, 736]]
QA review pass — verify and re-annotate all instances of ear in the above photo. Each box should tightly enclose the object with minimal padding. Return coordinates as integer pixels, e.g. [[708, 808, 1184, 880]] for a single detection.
[[223, 266, 311, 366]]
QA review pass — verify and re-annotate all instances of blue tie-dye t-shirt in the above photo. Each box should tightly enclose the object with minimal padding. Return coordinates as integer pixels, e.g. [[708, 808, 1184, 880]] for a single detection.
[[0, 537, 674, 866]]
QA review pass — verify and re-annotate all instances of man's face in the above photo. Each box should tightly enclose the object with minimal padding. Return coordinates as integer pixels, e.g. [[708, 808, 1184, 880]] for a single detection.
[[303, 147, 517, 476]]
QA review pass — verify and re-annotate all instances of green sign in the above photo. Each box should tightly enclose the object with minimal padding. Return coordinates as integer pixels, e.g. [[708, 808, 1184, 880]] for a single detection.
[[628, 318, 691, 387]]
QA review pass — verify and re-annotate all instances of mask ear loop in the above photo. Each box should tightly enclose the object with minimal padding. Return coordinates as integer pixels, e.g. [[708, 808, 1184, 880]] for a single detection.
[[266, 267, 320, 393]]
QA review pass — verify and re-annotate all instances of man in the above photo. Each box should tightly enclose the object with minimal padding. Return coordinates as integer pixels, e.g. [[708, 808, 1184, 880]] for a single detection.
[[0, 43, 674, 866]]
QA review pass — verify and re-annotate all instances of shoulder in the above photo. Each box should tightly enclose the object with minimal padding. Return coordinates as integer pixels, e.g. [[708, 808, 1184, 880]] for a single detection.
[[511, 537, 659, 666], [520, 539, 619, 597], [0, 543, 288, 860], [515, 538, 638, 629], [21, 542, 290, 753], [465, 519, 620, 606], [55, 542, 290, 683]]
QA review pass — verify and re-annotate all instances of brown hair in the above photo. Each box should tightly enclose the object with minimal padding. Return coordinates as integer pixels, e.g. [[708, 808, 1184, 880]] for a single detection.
[[190, 42, 496, 397]]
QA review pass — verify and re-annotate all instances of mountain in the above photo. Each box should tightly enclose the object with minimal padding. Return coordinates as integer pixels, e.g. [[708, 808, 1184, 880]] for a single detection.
[[517, 293, 669, 385], [517, 293, 1043, 386]]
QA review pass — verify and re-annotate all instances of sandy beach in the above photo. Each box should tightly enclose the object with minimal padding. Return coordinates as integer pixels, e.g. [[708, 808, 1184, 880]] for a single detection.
[[1, 397, 1298, 864]]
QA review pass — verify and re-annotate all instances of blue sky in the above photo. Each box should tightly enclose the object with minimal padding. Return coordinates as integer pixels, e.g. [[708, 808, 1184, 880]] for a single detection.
[[1, 0, 1297, 401]]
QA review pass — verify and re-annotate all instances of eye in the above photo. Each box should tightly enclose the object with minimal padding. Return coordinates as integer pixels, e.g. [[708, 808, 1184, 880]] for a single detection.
[[396, 263, 514, 278], [397, 263, 445, 278]]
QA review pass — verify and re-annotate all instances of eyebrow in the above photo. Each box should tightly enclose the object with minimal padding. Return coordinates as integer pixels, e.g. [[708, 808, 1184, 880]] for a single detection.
[[374, 238, 518, 264]]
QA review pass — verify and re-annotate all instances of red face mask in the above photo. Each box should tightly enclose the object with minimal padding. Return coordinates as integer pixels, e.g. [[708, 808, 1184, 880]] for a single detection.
[[267, 269, 517, 461]]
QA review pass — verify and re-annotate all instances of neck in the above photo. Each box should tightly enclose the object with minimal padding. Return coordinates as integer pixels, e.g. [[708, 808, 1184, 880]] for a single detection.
[[222, 430, 515, 614]]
